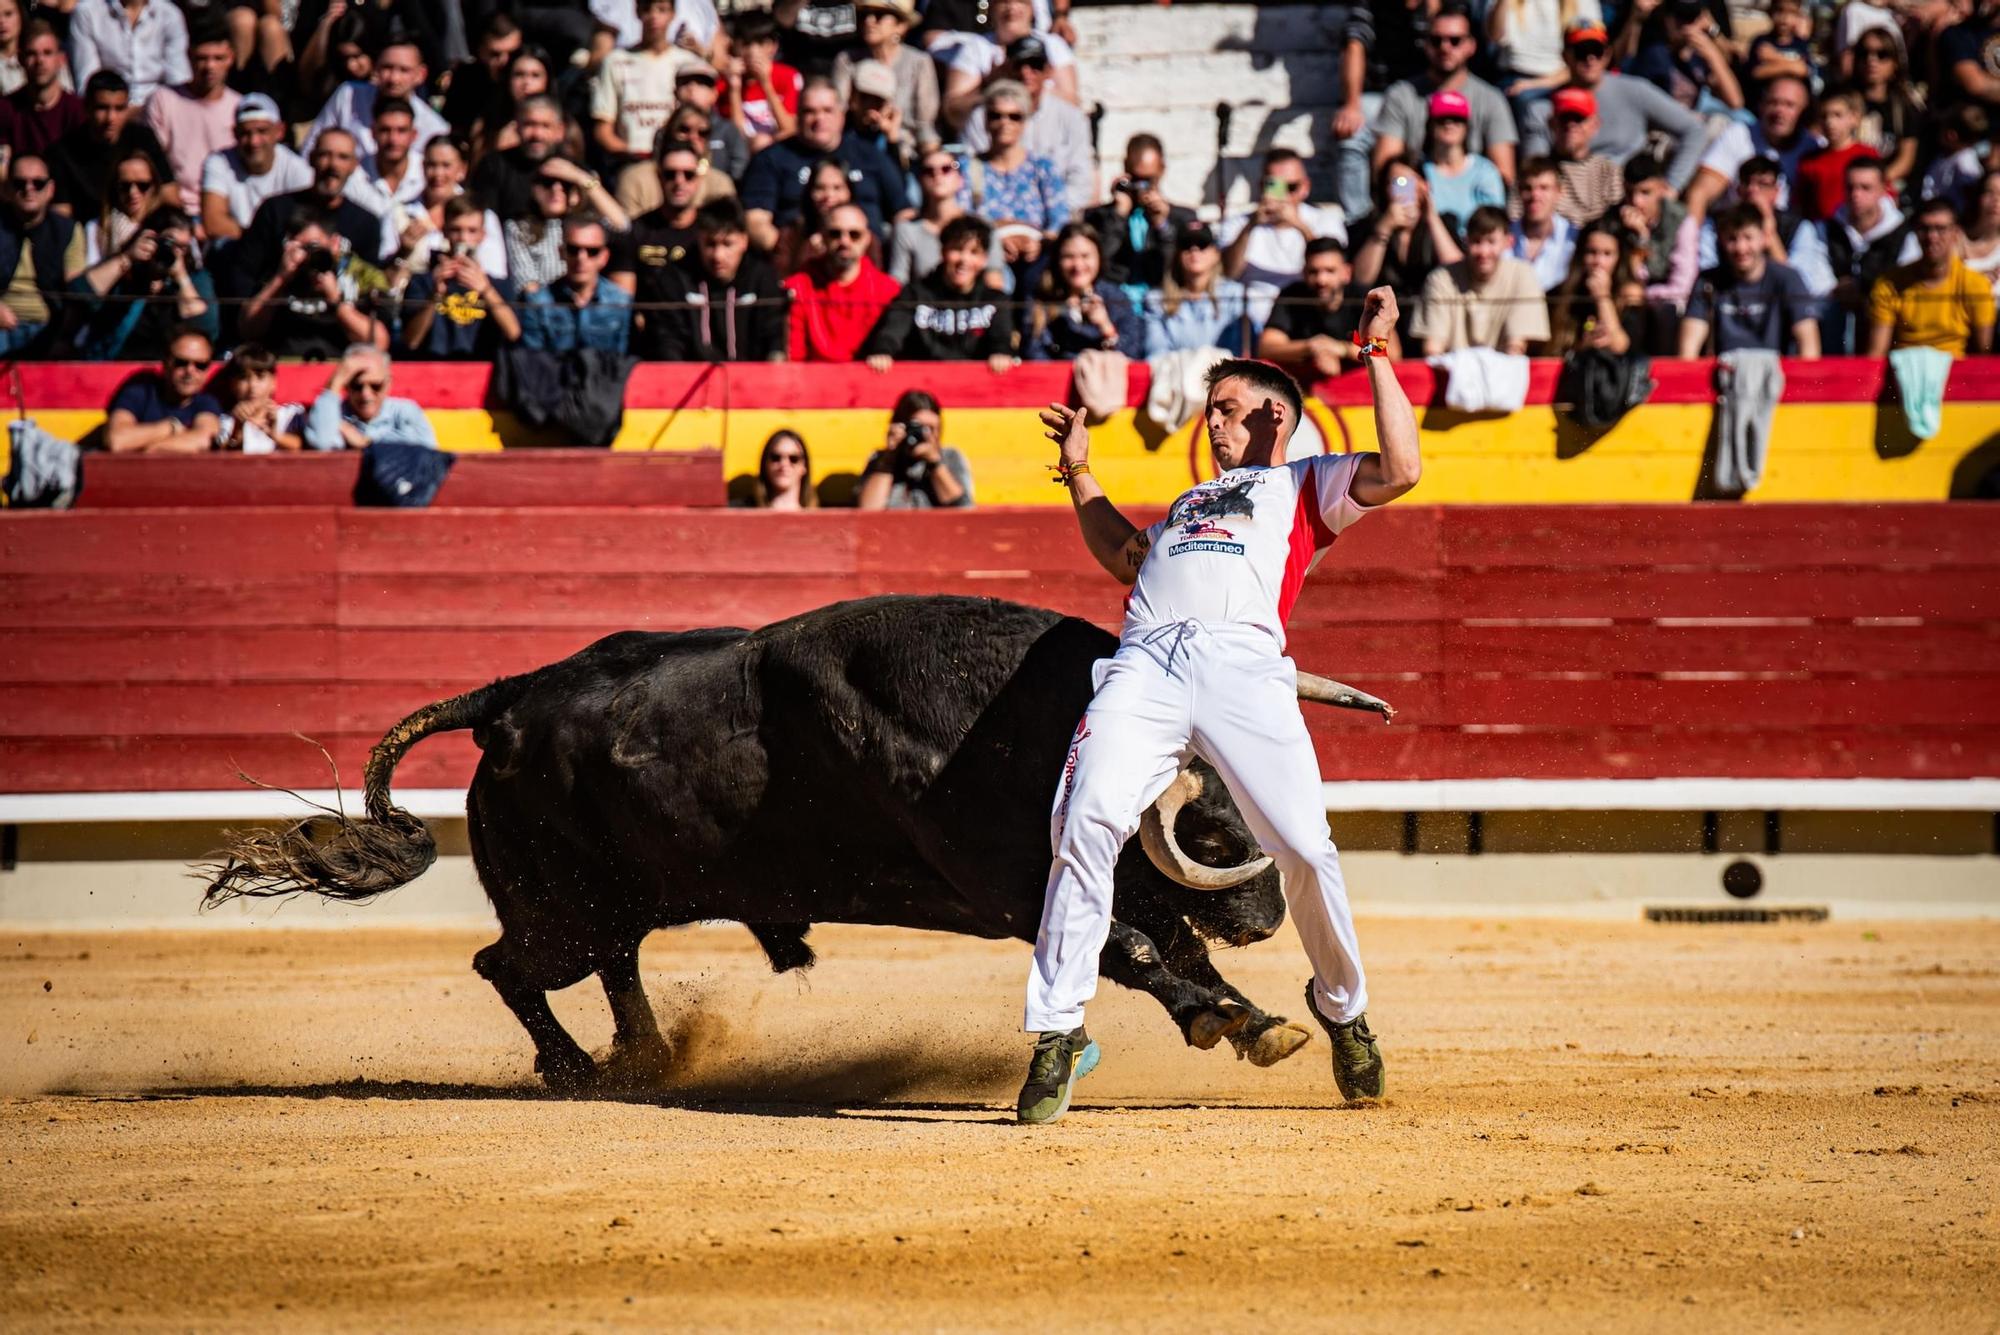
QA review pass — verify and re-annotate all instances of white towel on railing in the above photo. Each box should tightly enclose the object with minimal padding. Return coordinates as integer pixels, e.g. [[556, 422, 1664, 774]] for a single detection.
[[1143, 346, 1231, 432], [1426, 347, 1531, 414], [1887, 345, 1953, 442]]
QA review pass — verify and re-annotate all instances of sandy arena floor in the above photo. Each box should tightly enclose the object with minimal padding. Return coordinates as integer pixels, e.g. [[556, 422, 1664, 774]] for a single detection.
[[3, 914, 1997, 1332]]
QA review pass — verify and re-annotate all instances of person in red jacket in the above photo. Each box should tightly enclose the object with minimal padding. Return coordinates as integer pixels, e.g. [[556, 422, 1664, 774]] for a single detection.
[[1794, 90, 1879, 222], [784, 201, 901, 361]]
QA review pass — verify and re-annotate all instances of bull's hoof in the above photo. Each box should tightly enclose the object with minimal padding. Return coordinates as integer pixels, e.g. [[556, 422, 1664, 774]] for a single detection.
[[597, 1036, 677, 1091], [1231, 1019, 1312, 1067], [534, 1046, 598, 1095], [1186, 1001, 1252, 1050]]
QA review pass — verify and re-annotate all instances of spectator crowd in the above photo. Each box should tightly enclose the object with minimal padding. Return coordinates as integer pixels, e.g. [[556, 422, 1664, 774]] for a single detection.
[[2, 0, 1997, 498]]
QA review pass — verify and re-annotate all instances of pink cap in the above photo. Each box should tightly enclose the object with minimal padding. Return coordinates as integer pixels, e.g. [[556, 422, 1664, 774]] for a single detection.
[[1427, 89, 1471, 120]]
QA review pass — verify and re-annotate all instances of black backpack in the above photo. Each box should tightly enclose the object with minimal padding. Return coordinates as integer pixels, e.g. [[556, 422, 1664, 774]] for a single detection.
[[1558, 347, 1655, 429]]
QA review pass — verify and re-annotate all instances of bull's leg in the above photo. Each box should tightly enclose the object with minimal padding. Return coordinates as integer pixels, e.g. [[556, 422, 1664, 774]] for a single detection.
[[472, 939, 597, 1094], [1158, 928, 1314, 1068], [1100, 921, 1254, 1051], [596, 943, 675, 1085], [746, 921, 816, 974]]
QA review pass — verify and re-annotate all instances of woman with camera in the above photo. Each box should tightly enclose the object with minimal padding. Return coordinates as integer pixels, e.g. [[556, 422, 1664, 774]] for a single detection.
[[855, 389, 973, 509], [74, 202, 217, 360], [239, 212, 392, 358]]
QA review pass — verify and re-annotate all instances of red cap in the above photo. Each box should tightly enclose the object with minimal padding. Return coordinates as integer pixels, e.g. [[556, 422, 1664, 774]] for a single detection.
[[1565, 20, 1610, 46], [1427, 89, 1471, 120], [1552, 87, 1598, 119]]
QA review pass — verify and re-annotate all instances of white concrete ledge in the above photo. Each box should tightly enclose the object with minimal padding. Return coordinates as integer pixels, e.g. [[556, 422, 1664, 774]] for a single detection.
[[2, 780, 1997, 825], [0, 790, 469, 823], [1320, 779, 2000, 811]]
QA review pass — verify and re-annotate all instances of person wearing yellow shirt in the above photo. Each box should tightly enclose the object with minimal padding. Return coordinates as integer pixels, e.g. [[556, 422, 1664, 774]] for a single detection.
[[1865, 197, 1995, 357]]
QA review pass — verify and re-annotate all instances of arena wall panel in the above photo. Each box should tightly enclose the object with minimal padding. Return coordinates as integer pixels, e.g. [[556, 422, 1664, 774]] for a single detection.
[[3, 503, 1997, 794], [7, 359, 1999, 506]]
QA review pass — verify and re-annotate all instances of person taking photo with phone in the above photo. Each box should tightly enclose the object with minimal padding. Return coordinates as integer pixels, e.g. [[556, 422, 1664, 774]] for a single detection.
[[1219, 146, 1346, 325]]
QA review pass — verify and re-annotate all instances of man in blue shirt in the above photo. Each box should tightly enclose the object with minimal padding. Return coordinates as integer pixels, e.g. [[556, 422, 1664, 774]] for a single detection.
[[303, 344, 441, 450], [104, 325, 223, 453], [738, 80, 908, 251], [518, 217, 633, 354], [1678, 204, 1821, 359]]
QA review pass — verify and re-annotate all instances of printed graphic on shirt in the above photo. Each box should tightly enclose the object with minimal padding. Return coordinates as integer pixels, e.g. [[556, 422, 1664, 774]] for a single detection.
[[1162, 474, 1263, 555]]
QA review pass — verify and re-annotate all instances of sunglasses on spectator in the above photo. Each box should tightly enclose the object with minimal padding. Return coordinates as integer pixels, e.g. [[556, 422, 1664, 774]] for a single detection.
[[822, 227, 868, 241], [168, 355, 212, 370], [1433, 114, 1468, 126], [533, 177, 573, 190], [921, 161, 959, 177], [1858, 46, 1894, 59], [564, 243, 609, 257], [1426, 32, 1473, 46], [352, 380, 387, 393], [660, 167, 700, 180], [1571, 42, 1607, 59], [9, 176, 51, 191], [117, 179, 155, 193], [766, 450, 805, 464], [987, 109, 1026, 122], [677, 73, 718, 87]]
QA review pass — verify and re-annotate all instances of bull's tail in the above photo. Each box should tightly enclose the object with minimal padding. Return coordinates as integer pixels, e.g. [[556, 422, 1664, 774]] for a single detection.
[[199, 674, 531, 909]]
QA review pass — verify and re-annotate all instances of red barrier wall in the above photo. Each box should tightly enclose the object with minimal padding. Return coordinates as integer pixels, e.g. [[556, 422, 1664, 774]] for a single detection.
[[3, 504, 1998, 792]]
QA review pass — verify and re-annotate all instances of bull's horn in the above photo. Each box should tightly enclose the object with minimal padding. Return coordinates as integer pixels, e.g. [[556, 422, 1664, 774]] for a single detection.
[[1139, 769, 1274, 893], [1296, 670, 1396, 723]]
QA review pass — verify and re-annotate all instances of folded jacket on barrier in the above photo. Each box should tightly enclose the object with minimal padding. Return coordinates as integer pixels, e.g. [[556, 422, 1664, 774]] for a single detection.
[[1712, 348, 1786, 494], [1426, 347, 1532, 414], [493, 345, 641, 448]]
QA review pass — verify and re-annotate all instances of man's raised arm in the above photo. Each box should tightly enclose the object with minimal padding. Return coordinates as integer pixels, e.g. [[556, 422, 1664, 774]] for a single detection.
[[1347, 286, 1422, 508], [1045, 403, 1150, 586]]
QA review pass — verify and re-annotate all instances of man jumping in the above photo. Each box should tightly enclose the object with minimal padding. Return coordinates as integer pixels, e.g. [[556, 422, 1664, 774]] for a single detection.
[[1017, 286, 1421, 1125]]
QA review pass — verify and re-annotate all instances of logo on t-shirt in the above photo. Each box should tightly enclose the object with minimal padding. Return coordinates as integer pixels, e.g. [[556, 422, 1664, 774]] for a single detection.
[[1164, 476, 1259, 555]]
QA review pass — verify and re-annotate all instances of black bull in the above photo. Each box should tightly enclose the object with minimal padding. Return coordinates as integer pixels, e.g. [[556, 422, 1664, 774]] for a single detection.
[[205, 594, 1384, 1092]]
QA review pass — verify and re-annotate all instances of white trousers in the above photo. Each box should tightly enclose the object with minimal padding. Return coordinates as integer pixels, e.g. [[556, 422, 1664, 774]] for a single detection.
[[1023, 620, 1369, 1032]]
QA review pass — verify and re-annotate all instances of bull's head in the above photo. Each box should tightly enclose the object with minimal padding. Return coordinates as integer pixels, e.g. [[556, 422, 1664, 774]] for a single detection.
[[1137, 669, 1393, 893]]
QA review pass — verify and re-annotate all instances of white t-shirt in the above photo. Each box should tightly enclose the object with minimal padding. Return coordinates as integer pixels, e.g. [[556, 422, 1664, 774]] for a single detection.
[[948, 28, 1077, 80], [200, 144, 314, 227], [1126, 453, 1374, 648], [591, 46, 702, 155], [1216, 202, 1348, 325]]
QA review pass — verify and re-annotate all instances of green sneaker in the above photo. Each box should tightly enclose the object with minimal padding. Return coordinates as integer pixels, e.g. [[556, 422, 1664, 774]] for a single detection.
[[1303, 983, 1385, 1102], [1015, 1027, 1100, 1125]]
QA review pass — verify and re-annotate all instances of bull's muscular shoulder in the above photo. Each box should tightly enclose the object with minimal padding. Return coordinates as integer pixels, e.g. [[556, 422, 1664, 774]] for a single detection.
[[749, 594, 1115, 788]]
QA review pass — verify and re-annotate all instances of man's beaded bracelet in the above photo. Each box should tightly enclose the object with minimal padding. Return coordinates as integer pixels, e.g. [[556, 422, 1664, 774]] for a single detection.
[[1050, 461, 1091, 486], [1351, 332, 1389, 360]]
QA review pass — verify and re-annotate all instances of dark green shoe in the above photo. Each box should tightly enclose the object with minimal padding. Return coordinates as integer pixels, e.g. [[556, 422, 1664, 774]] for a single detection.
[[1303, 983, 1385, 1102], [1015, 1027, 1099, 1125]]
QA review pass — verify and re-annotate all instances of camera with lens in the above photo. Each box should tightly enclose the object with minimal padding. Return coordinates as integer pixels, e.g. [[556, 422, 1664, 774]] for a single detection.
[[151, 234, 181, 269], [902, 420, 931, 446], [450, 241, 476, 260], [300, 244, 339, 278]]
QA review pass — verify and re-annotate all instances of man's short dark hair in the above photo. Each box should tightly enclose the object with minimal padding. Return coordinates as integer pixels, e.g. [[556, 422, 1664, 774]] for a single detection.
[[729, 9, 778, 43], [1714, 202, 1764, 237], [695, 198, 747, 237], [165, 322, 213, 352], [441, 195, 482, 225], [1913, 195, 1960, 225], [1125, 132, 1164, 162], [83, 70, 130, 101], [480, 11, 521, 42], [1303, 236, 1347, 263], [228, 342, 278, 377], [1624, 153, 1666, 188], [1433, 2, 1474, 26], [1845, 155, 1886, 183], [1465, 205, 1510, 240], [1519, 155, 1560, 185], [140, 205, 186, 234], [1737, 155, 1782, 186], [1203, 359, 1305, 441], [187, 14, 232, 49], [22, 17, 58, 46], [284, 205, 336, 239], [373, 95, 416, 124], [1262, 146, 1305, 171], [938, 215, 992, 252]]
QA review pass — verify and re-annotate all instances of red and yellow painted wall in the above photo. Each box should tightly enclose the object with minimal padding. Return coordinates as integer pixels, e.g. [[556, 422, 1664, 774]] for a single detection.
[[5, 357, 1997, 504]]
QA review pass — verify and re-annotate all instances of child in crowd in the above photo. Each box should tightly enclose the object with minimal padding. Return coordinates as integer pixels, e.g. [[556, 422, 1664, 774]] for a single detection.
[[1795, 90, 1879, 222], [1748, 0, 1822, 98], [1920, 105, 1990, 215], [212, 343, 306, 453]]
